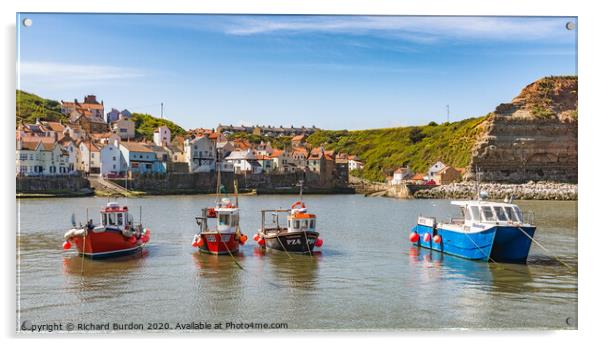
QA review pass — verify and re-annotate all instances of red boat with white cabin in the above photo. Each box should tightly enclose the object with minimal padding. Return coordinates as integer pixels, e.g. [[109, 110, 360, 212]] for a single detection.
[[63, 202, 150, 259], [192, 197, 247, 255]]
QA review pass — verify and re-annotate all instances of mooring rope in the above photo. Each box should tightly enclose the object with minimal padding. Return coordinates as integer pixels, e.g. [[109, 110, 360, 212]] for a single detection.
[[302, 227, 313, 257], [463, 232, 497, 264], [274, 228, 292, 259], [517, 226, 574, 271]]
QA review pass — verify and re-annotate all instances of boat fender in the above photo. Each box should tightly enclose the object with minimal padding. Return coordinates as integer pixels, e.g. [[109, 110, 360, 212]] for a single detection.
[[409, 232, 419, 243], [64, 228, 86, 240], [423, 233, 432, 242], [258, 238, 266, 246], [315, 238, 323, 247], [62, 240, 72, 250], [239, 234, 248, 245], [253, 233, 260, 241], [433, 235, 442, 244]]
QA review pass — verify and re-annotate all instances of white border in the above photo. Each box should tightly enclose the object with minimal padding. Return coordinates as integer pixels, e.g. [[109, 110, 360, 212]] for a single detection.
[[2, 0, 600, 346]]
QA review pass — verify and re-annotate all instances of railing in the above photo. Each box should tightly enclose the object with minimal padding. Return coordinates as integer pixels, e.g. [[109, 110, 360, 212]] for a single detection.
[[524, 211, 535, 225]]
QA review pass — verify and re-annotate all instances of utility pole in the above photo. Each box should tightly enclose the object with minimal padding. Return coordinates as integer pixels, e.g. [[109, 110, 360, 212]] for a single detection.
[[160, 102, 164, 119]]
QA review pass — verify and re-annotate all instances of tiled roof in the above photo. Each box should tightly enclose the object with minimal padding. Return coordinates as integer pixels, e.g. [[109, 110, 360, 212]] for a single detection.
[[120, 141, 154, 153], [270, 149, 284, 158], [19, 136, 55, 144], [42, 121, 65, 132]]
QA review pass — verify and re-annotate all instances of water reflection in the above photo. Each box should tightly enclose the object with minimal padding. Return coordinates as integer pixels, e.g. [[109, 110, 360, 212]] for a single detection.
[[17, 196, 577, 329], [408, 246, 535, 295], [265, 251, 320, 290]]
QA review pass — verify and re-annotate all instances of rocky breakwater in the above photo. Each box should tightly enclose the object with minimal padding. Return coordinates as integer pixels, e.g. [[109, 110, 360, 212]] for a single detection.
[[467, 76, 578, 183], [413, 181, 577, 200]]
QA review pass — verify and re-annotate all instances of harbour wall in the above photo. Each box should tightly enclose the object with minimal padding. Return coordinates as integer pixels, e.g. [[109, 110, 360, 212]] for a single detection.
[[412, 181, 577, 200], [109, 171, 353, 195], [16, 175, 92, 196]]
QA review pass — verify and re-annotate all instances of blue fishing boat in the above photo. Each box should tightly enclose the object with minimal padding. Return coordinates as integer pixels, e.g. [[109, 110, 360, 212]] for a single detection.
[[410, 198, 536, 263]]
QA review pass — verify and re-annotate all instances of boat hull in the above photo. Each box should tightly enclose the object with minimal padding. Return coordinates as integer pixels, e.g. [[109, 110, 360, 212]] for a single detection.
[[412, 224, 496, 261], [198, 232, 240, 255], [263, 230, 319, 254], [489, 225, 536, 263], [71, 229, 145, 260]]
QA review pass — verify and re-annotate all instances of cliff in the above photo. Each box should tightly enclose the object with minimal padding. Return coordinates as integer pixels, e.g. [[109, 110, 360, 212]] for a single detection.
[[468, 76, 578, 183]]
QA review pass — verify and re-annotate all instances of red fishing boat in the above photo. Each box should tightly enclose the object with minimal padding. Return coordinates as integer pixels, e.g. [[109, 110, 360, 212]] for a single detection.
[[62, 202, 150, 259], [191, 150, 247, 255], [192, 197, 247, 255]]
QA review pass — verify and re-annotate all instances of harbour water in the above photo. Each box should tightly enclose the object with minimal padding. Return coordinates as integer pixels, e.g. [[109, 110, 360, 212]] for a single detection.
[[17, 195, 578, 330]]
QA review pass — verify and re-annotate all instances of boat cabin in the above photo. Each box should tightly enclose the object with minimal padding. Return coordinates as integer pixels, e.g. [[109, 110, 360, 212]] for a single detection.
[[215, 207, 239, 233], [287, 212, 317, 233], [450, 201, 529, 226], [101, 202, 133, 229]]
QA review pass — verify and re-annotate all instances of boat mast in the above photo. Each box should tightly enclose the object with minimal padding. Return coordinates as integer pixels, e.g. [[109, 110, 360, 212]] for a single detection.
[[216, 147, 222, 201]]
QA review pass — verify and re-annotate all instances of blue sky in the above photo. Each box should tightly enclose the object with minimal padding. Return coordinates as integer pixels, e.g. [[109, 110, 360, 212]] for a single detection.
[[17, 14, 577, 130]]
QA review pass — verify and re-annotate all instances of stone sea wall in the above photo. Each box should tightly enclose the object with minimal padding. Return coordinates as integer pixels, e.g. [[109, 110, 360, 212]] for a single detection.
[[110, 171, 348, 194], [16, 175, 91, 194], [413, 182, 577, 200]]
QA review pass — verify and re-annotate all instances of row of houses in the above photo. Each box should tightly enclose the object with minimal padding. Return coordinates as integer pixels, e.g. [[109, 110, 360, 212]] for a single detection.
[[216, 124, 320, 137], [16, 119, 350, 185], [16, 94, 365, 186]]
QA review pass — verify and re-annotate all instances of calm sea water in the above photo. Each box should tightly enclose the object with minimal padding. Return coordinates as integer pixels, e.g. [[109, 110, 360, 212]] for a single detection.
[[16, 195, 577, 331]]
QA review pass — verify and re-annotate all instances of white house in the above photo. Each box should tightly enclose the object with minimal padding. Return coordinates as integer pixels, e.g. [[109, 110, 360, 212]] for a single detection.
[[16, 139, 70, 176], [100, 138, 124, 176], [255, 141, 274, 156], [185, 136, 216, 172], [78, 141, 102, 174], [225, 149, 262, 174], [348, 155, 364, 171], [390, 167, 413, 185], [153, 126, 171, 147], [58, 137, 78, 173], [428, 161, 447, 179]]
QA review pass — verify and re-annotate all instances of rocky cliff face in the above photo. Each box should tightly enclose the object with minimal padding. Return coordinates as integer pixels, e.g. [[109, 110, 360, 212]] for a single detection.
[[468, 76, 577, 183]]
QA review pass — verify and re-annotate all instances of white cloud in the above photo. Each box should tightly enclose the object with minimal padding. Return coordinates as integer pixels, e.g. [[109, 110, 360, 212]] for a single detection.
[[222, 16, 573, 42], [18, 61, 145, 82]]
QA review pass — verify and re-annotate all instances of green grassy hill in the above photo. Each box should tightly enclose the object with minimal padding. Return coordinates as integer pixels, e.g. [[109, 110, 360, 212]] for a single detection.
[[306, 116, 488, 182], [16, 90, 67, 125], [130, 113, 186, 141]]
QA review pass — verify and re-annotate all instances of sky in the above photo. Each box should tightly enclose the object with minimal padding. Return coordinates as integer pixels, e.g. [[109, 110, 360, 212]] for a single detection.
[[16, 14, 577, 130]]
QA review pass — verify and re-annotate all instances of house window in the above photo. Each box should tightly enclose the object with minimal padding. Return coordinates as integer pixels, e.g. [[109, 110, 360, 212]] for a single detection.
[[19, 154, 28, 161], [113, 156, 116, 161]]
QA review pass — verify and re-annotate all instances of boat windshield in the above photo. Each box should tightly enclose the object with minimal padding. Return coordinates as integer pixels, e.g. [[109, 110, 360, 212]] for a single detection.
[[102, 213, 107, 226], [219, 213, 231, 226], [493, 206, 508, 221], [481, 206, 496, 222], [117, 213, 123, 225], [470, 206, 481, 222], [514, 207, 524, 223], [504, 206, 519, 222]]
